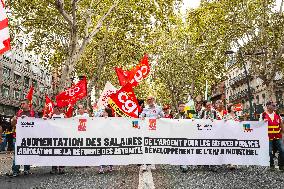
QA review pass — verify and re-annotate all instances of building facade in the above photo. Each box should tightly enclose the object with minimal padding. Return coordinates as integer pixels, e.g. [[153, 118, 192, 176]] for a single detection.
[[0, 39, 52, 116], [224, 58, 284, 119], [210, 81, 226, 104]]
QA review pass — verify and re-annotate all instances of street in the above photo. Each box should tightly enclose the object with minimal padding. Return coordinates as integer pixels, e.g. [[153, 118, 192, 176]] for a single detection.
[[1, 153, 284, 189]]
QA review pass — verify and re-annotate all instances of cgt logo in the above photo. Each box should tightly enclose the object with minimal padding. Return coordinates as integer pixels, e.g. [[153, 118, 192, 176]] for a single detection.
[[130, 65, 148, 84], [118, 92, 138, 116], [243, 123, 253, 132], [149, 119, 157, 131], [65, 87, 80, 97], [78, 119, 87, 131]]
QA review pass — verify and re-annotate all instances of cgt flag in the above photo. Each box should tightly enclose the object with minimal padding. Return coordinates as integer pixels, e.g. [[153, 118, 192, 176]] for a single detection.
[[108, 83, 140, 118], [56, 77, 87, 107], [0, 1, 10, 54], [115, 54, 150, 87], [115, 67, 131, 86], [129, 54, 150, 87], [43, 95, 54, 117]]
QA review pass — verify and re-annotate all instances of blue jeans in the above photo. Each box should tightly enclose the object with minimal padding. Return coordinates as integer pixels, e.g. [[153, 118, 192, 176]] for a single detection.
[[1, 134, 7, 151], [12, 153, 30, 174], [269, 139, 284, 167]]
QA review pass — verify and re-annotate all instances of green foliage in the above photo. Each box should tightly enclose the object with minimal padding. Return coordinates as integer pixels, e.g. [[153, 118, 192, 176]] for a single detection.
[[9, 0, 284, 108]]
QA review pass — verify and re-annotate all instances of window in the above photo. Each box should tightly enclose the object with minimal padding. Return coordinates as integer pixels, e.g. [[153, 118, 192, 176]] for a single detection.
[[3, 55, 10, 62], [1, 85, 10, 97], [15, 59, 22, 65], [276, 91, 283, 104], [25, 60, 31, 66], [39, 84, 44, 93], [24, 76, 30, 87], [33, 96, 38, 106], [14, 73, 22, 84], [262, 93, 266, 100], [23, 60, 31, 72], [39, 97, 44, 106], [41, 70, 44, 79], [262, 93, 266, 104], [14, 89, 21, 100], [3, 66, 11, 79], [32, 79, 38, 88]]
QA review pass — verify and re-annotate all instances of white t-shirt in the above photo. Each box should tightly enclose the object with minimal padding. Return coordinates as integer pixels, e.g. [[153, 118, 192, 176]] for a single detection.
[[140, 105, 164, 118], [75, 113, 90, 118], [52, 113, 65, 119]]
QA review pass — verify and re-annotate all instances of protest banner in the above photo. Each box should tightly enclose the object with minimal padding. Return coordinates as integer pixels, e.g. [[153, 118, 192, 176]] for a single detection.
[[15, 118, 269, 166], [97, 81, 117, 109]]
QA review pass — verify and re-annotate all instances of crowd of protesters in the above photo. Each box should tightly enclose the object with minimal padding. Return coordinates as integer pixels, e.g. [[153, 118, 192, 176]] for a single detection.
[[1, 96, 284, 177]]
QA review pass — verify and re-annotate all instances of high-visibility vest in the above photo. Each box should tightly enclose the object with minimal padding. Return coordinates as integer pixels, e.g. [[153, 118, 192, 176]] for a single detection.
[[262, 112, 282, 140]]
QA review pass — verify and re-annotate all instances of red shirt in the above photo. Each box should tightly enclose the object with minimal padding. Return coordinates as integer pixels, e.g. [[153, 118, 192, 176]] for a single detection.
[[216, 110, 228, 120]]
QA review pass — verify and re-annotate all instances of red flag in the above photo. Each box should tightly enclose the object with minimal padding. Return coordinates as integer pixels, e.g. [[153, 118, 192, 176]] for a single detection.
[[56, 77, 87, 107], [129, 54, 150, 87], [0, 1, 10, 55], [115, 54, 150, 87], [115, 67, 131, 86], [43, 95, 54, 117], [26, 86, 34, 108], [26, 86, 34, 101], [108, 83, 141, 118], [65, 103, 74, 118]]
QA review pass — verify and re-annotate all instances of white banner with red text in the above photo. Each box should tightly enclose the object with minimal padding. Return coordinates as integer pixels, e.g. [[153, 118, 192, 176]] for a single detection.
[[15, 118, 269, 166]]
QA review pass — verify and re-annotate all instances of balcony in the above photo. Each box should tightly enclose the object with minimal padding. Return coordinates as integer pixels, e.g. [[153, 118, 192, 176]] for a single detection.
[[229, 72, 253, 87], [226, 59, 237, 68], [229, 87, 255, 102]]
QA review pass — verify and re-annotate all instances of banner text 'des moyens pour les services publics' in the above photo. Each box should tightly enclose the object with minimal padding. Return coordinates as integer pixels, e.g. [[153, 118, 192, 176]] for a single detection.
[[15, 118, 269, 166]]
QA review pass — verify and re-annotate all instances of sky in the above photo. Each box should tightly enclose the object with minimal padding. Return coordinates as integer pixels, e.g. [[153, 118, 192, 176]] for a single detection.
[[181, 0, 283, 12], [181, 0, 201, 13]]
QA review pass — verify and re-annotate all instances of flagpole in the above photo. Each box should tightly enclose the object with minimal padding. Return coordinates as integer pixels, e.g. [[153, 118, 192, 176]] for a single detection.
[[205, 80, 208, 101]]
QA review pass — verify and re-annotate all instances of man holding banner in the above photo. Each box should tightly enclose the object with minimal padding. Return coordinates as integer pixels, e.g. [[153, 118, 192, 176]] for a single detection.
[[8, 99, 38, 177], [140, 96, 164, 171], [140, 96, 164, 119], [260, 101, 284, 171], [174, 102, 191, 173]]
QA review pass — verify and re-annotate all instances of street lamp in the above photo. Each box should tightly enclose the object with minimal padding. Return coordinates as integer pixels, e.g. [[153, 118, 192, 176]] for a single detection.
[[225, 50, 254, 120]]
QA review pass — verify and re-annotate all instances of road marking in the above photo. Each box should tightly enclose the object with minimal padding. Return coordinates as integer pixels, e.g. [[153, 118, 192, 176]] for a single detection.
[[138, 165, 155, 189]]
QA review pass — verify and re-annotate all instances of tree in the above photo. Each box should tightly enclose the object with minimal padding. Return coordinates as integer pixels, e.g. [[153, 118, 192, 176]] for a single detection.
[[10, 0, 182, 109], [149, 2, 230, 109], [11, 0, 119, 90], [202, 0, 284, 100]]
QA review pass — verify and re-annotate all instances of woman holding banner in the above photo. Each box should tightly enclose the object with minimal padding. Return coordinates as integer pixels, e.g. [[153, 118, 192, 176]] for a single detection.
[[174, 102, 191, 173], [98, 107, 114, 174], [50, 105, 66, 174], [224, 104, 240, 122], [224, 104, 240, 170]]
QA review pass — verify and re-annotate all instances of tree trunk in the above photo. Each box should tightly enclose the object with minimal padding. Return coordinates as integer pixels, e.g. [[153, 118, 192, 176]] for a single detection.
[[266, 81, 275, 102]]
